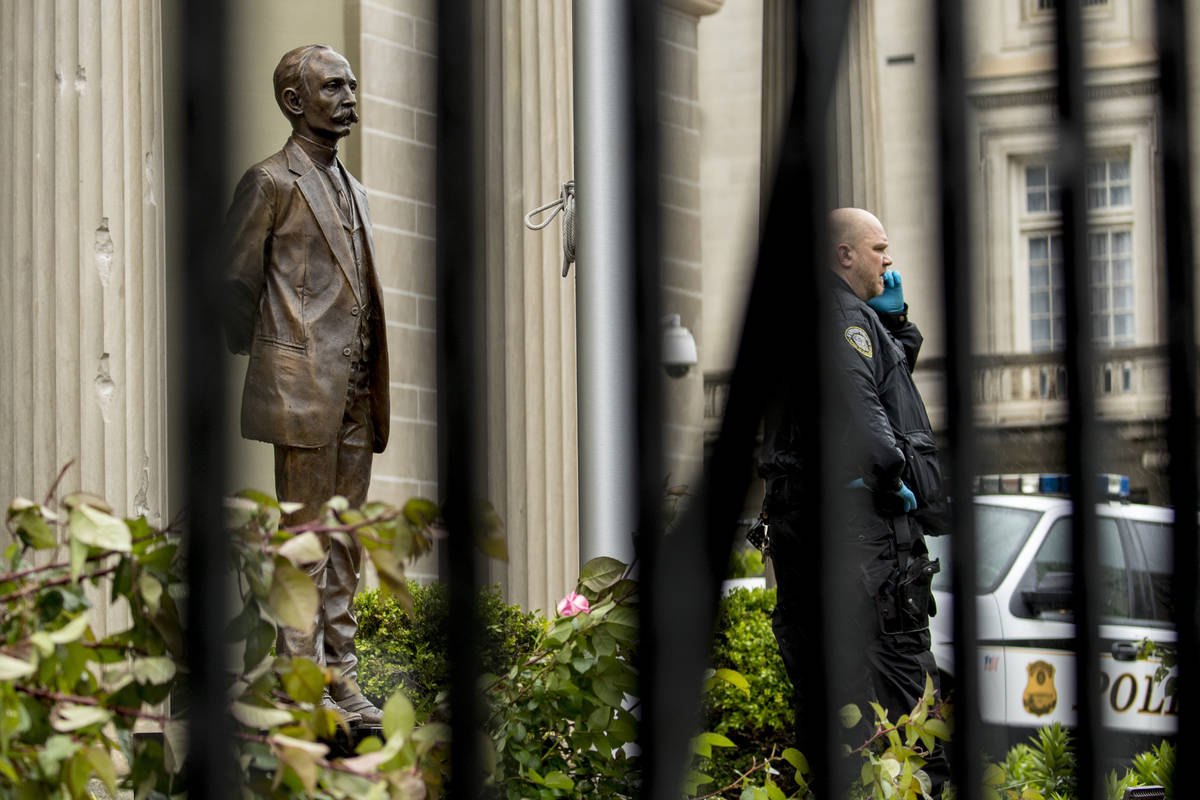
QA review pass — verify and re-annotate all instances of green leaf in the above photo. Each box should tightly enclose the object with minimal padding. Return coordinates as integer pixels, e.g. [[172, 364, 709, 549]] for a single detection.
[[604, 605, 638, 641], [225, 597, 261, 641], [237, 488, 282, 510], [164, 720, 188, 774], [231, 701, 296, 730], [68, 504, 132, 551], [29, 632, 54, 658], [38, 735, 80, 777], [579, 557, 626, 592], [68, 536, 88, 582], [782, 747, 809, 774], [0, 653, 36, 680], [682, 769, 714, 794], [274, 735, 326, 795], [50, 703, 112, 732], [137, 573, 163, 616], [546, 619, 573, 646], [63, 492, 112, 513], [45, 612, 90, 645], [542, 771, 574, 791], [83, 746, 119, 797], [382, 690, 415, 742], [367, 548, 410, 606], [12, 508, 56, 549], [839, 703, 863, 729], [701, 731, 735, 748], [712, 667, 751, 694], [923, 718, 951, 741], [268, 558, 320, 631], [592, 676, 625, 709], [476, 533, 509, 562], [280, 658, 326, 705], [766, 782, 786, 800], [277, 531, 326, 565], [244, 620, 276, 671], [131, 656, 176, 685], [402, 498, 440, 527], [586, 705, 611, 731]]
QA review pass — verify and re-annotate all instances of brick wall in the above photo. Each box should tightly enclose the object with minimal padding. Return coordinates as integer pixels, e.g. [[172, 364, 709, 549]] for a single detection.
[[354, 0, 440, 580]]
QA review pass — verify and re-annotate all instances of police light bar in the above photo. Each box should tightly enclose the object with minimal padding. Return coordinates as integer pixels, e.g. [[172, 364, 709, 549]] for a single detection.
[[974, 473, 1131, 499]]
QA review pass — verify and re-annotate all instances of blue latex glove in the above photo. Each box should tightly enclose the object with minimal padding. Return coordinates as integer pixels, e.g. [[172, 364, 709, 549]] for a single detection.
[[894, 481, 918, 513], [847, 477, 917, 512], [868, 269, 905, 314]]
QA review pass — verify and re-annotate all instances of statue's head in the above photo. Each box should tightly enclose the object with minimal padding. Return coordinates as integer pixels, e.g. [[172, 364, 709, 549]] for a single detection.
[[273, 45, 359, 143]]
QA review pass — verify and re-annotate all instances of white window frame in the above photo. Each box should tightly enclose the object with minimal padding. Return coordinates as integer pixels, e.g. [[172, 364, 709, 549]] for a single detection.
[[1017, 149, 1136, 352]]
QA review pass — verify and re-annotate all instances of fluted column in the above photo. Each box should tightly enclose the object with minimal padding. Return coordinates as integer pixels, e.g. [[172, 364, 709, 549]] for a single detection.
[[761, 0, 881, 211], [479, 0, 579, 614], [0, 0, 168, 633]]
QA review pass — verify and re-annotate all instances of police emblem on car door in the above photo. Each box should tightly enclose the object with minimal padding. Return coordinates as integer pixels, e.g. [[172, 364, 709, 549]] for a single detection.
[[1023, 660, 1058, 715]]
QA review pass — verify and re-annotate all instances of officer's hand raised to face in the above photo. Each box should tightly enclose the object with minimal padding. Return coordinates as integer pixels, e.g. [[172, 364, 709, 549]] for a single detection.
[[868, 269, 905, 314]]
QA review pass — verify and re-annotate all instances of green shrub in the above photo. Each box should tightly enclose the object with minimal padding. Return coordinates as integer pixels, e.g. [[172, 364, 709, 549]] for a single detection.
[[699, 587, 797, 792], [354, 582, 543, 712], [986, 723, 1175, 800]]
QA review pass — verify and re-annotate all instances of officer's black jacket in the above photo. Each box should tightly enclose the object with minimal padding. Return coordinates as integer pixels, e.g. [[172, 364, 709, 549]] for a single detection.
[[759, 278, 943, 515]]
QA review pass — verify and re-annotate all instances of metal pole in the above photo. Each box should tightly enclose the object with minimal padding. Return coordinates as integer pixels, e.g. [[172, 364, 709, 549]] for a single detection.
[[572, 0, 639, 567]]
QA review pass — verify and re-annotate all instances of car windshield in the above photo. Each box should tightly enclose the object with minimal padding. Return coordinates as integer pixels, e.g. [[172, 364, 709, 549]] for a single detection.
[[929, 502, 1043, 593]]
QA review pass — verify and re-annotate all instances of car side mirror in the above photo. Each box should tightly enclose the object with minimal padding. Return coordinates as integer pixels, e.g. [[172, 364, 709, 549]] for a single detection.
[[1021, 570, 1075, 618]]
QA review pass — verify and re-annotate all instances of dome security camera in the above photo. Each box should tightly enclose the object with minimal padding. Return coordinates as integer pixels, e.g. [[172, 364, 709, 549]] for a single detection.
[[661, 314, 698, 379]]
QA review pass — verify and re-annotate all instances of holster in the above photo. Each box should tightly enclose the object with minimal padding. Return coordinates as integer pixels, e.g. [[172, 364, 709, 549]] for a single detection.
[[875, 514, 941, 635]]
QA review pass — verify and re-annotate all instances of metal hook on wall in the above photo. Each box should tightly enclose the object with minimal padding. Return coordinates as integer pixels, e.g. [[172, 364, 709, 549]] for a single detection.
[[523, 180, 576, 277]]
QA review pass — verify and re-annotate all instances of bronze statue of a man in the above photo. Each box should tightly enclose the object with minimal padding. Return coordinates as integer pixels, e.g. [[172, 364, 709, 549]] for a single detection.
[[223, 44, 389, 726]]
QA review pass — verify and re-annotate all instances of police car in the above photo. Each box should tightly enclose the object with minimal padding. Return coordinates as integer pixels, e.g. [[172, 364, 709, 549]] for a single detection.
[[924, 474, 1180, 752]]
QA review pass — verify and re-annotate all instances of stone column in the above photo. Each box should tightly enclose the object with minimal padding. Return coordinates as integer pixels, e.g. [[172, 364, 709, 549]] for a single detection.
[[760, 0, 881, 211], [0, 0, 169, 634], [480, 0, 579, 614]]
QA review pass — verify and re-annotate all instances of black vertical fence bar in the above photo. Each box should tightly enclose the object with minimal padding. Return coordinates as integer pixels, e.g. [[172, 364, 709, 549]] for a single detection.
[[181, 0, 231, 796], [436, 2, 485, 797], [1157, 0, 1200, 795], [1054, 1, 1103, 796], [640, 1, 850, 795], [631, 0, 665, 791], [933, 0, 980, 798]]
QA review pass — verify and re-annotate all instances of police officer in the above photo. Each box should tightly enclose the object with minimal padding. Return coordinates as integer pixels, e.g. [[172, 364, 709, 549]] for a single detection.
[[759, 208, 948, 793]]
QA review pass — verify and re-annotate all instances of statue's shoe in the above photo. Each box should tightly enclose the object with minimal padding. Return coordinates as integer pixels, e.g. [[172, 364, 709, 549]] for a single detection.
[[319, 691, 363, 726], [333, 691, 383, 726]]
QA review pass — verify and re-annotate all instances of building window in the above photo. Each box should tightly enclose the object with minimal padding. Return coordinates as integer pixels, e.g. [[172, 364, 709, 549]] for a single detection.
[[1021, 153, 1134, 351], [1089, 229, 1135, 346], [1025, 165, 1060, 213], [1029, 233, 1065, 352], [1088, 157, 1131, 209]]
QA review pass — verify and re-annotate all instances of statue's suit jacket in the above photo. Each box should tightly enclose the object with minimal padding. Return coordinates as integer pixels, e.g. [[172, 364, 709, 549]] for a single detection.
[[223, 136, 390, 452]]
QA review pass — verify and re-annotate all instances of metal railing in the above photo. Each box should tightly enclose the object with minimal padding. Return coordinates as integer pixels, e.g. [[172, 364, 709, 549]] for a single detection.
[[178, 1, 1199, 798]]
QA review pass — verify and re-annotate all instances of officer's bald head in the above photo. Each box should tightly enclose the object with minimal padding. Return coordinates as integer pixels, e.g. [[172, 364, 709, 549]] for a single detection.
[[828, 208, 891, 301], [828, 208, 884, 264]]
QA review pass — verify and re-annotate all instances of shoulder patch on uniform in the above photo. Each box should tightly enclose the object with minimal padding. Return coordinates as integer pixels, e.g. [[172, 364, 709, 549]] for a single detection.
[[844, 325, 873, 358]]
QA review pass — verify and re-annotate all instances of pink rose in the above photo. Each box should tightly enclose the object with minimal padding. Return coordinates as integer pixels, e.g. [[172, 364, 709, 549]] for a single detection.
[[556, 592, 590, 617]]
